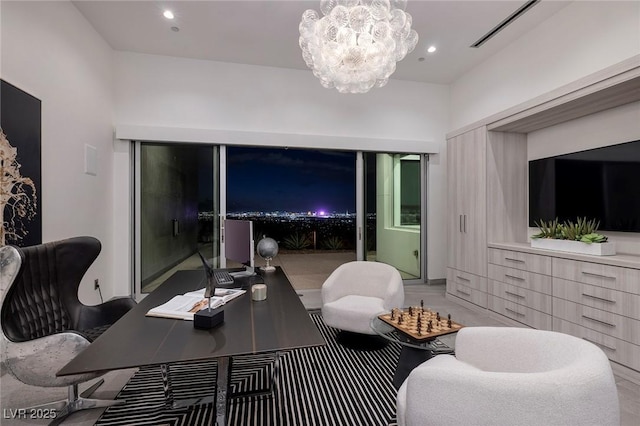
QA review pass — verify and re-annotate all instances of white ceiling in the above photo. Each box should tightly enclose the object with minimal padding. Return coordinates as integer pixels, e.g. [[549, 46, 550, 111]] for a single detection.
[[73, 0, 571, 85]]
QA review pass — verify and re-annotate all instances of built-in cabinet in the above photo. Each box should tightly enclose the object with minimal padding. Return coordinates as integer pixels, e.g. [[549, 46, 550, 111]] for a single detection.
[[446, 127, 487, 278], [552, 257, 640, 371], [487, 244, 640, 374], [445, 58, 640, 379], [487, 248, 553, 330], [446, 127, 527, 309]]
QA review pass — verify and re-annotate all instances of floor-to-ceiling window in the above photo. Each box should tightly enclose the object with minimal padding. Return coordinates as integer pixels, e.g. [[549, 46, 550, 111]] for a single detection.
[[133, 144, 427, 295], [225, 146, 357, 288], [364, 152, 426, 281]]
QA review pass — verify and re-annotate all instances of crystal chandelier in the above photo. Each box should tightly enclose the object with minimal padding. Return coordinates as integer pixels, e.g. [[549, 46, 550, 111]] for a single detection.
[[299, 0, 419, 94]]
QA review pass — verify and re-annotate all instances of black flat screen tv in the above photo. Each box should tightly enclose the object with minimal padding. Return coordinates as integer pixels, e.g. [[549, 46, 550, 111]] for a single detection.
[[529, 139, 640, 232]]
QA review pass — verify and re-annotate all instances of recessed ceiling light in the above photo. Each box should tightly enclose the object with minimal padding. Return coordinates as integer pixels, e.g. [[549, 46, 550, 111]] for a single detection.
[[418, 57, 425, 62], [171, 26, 180, 32], [427, 46, 437, 53], [163, 10, 174, 20]]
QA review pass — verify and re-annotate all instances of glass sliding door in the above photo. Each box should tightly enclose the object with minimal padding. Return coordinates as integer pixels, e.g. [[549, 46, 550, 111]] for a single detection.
[[225, 146, 357, 289], [135, 142, 220, 296], [364, 152, 426, 281]]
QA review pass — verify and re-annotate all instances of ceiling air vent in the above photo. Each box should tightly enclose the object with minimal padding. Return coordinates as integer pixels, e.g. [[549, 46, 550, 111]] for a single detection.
[[470, 0, 540, 48]]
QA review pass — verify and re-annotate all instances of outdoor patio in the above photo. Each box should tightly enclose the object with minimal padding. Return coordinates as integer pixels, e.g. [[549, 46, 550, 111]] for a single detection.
[[143, 250, 357, 294]]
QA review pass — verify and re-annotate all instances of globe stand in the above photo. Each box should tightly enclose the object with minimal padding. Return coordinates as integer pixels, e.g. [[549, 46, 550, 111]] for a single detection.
[[260, 257, 276, 272], [257, 236, 278, 273]]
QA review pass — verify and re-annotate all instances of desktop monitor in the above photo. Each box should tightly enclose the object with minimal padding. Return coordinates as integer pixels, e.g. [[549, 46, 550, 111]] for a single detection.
[[225, 219, 255, 276]]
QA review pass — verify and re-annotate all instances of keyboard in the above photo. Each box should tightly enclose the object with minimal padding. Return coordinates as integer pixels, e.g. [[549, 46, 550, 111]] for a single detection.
[[214, 271, 235, 286]]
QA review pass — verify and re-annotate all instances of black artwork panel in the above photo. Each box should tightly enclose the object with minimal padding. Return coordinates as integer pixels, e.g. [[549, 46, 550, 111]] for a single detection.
[[1, 79, 42, 246]]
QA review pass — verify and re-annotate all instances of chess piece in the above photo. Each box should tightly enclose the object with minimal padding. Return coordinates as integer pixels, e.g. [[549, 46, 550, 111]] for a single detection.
[[420, 299, 424, 309], [436, 312, 440, 321]]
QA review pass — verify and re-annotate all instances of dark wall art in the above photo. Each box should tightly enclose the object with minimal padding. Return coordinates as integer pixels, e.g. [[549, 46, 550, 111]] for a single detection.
[[1, 79, 42, 247]]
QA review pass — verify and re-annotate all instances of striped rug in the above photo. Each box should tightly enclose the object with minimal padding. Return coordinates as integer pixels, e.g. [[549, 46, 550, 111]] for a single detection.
[[95, 313, 401, 426]]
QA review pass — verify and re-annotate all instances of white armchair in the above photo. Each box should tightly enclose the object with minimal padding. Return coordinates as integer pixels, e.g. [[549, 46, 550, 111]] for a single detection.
[[321, 261, 404, 335], [396, 326, 620, 426]]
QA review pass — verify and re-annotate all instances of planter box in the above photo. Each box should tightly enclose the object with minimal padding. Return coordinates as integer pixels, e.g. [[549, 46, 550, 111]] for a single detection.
[[531, 238, 616, 256]]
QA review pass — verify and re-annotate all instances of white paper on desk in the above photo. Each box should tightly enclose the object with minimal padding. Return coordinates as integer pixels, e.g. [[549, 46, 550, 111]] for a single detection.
[[184, 288, 246, 303], [146, 288, 246, 320], [146, 295, 212, 320]]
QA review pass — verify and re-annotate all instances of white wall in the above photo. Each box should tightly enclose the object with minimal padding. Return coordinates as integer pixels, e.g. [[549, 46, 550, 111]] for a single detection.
[[113, 52, 451, 280], [1, 1, 115, 303], [450, 1, 640, 130], [527, 101, 640, 255]]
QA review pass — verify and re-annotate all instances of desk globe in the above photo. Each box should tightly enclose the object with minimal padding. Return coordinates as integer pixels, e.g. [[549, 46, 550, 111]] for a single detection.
[[257, 237, 278, 272]]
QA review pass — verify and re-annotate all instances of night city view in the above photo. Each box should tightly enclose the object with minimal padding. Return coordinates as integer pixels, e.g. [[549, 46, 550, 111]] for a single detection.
[[198, 146, 369, 251]]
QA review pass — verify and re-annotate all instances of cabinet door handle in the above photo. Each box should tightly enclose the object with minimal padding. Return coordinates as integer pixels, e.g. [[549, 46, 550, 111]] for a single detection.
[[581, 315, 616, 328], [505, 307, 525, 317], [456, 275, 471, 282], [504, 257, 525, 264], [581, 293, 616, 304], [505, 290, 525, 299], [581, 271, 616, 280], [582, 337, 616, 352], [459, 215, 463, 232], [463, 215, 467, 233], [504, 274, 525, 281], [456, 288, 471, 297]]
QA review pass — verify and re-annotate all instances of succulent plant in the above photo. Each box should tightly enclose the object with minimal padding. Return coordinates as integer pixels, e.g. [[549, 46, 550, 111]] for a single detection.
[[531, 218, 562, 239], [532, 217, 608, 243], [321, 235, 345, 250], [282, 232, 312, 250], [580, 233, 608, 244]]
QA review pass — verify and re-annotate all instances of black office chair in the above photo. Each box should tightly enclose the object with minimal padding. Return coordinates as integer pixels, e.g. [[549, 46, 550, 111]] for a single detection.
[[0, 236, 136, 424]]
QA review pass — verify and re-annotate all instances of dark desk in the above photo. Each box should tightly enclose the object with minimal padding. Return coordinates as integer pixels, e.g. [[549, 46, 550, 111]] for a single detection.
[[58, 267, 325, 425]]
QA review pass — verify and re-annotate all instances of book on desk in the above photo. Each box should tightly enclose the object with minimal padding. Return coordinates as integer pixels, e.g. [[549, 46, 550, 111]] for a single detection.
[[146, 288, 246, 320]]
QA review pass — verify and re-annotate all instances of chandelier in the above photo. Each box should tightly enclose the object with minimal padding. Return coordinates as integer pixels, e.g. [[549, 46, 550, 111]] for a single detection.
[[299, 0, 418, 94]]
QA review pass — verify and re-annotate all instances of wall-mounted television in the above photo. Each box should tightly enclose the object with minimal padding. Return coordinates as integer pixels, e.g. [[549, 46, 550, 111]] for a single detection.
[[529, 140, 640, 233]]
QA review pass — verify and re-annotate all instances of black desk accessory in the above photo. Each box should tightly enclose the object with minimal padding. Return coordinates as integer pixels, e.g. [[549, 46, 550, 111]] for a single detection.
[[194, 304, 224, 329], [195, 252, 224, 329]]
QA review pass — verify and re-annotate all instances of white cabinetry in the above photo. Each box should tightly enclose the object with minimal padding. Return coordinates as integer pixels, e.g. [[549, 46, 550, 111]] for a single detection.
[[445, 59, 640, 379], [551, 257, 640, 372], [446, 268, 488, 307], [488, 248, 552, 330], [446, 128, 527, 309], [447, 127, 488, 307], [447, 127, 487, 277], [488, 244, 640, 374]]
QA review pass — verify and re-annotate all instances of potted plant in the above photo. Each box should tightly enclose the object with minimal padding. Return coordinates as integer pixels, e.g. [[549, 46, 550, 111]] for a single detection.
[[530, 217, 615, 256]]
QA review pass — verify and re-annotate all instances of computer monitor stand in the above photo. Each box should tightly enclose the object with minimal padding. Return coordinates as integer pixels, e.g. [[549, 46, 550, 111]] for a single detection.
[[229, 265, 256, 278]]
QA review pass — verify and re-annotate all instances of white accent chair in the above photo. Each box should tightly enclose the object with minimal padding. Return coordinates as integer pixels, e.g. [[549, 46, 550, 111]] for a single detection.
[[321, 261, 404, 335], [396, 326, 620, 426]]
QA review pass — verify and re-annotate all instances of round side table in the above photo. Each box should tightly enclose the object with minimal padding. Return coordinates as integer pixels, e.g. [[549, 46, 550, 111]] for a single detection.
[[370, 316, 457, 389]]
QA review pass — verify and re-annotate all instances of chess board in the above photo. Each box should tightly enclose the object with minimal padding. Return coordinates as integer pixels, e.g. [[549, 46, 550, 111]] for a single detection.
[[378, 307, 463, 342]]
